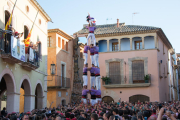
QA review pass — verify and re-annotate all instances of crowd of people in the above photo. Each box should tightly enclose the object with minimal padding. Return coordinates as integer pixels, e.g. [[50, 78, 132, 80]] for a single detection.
[[1, 100, 180, 120]]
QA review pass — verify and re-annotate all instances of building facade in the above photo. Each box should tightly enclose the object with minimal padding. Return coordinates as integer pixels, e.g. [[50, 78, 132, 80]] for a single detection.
[[76, 20, 178, 102], [0, 0, 51, 112], [47, 29, 74, 107]]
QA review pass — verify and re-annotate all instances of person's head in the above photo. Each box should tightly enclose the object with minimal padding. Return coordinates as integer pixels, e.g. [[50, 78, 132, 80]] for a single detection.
[[96, 43, 98, 47], [3, 107, 6, 111], [56, 116, 61, 120], [85, 43, 87, 46], [22, 114, 29, 120], [10, 115, 17, 120], [92, 86, 95, 89], [65, 112, 70, 118], [103, 113, 110, 120], [122, 115, 129, 120], [92, 64, 95, 67], [70, 114, 74, 119], [131, 116, 137, 120], [84, 85, 87, 89], [113, 109, 118, 115], [82, 113, 87, 118], [100, 112, 104, 117], [91, 113, 98, 120], [109, 115, 114, 120], [118, 110, 123, 116], [85, 64, 88, 67]]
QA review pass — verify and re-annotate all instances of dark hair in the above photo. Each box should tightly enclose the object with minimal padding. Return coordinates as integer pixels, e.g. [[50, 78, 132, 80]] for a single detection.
[[65, 112, 70, 118], [91, 113, 98, 120], [70, 114, 74, 119], [96, 43, 98, 46], [100, 112, 104, 117], [10, 115, 17, 120], [82, 113, 87, 118], [122, 115, 129, 120], [118, 110, 123, 116], [113, 109, 118, 114]]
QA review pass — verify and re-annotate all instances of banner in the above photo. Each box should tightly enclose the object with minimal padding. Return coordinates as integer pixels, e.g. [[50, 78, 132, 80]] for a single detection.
[[11, 36, 25, 62], [29, 47, 34, 62]]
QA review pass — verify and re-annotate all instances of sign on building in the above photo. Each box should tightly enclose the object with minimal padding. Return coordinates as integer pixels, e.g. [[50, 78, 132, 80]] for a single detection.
[[11, 36, 25, 62]]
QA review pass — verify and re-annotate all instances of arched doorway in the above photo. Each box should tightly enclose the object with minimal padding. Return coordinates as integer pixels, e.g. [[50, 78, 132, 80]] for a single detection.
[[19, 79, 31, 113], [129, 94, 150, 103], [0, 71, 16, 112], [62, 99, 66, 106], [102, 96, 114, 103], [35, 83, 43, 109]]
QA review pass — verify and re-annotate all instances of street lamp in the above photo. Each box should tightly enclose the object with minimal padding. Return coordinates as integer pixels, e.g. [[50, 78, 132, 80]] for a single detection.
[[50, 63, 56, 75]]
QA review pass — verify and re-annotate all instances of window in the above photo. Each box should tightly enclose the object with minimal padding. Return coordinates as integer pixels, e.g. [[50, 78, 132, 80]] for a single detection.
[[58, 37, 61, 48], [26, 6, 29, 13], [24, 26, 29, 39], [132, 60, 144, 83], [39, 19, 41, 25], [109, 62, 121, 84], [66, 41, 68, 51], [112, 42, 118, 51], [135, 41, 142, 50], [163, 44, 165, 54], [62, 64, 65, 77], [62, 39, 65, 50], [58, 91, 61, 97], [47, 36, 52, 47], [5, 10, 10, 27]]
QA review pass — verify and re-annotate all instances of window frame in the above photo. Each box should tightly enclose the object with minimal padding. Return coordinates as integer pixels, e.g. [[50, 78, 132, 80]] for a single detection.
[[135, 40, 142, 50], [47, 36, 52, 47], [112, 42, 118, 51], [132, 60, 144, 83]]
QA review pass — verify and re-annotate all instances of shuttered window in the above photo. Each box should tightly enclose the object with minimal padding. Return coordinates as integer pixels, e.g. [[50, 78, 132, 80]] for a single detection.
[[109, 62, 121, 84], [132, 60, 144, 83], [112, 42, 118, 51], [66, 41, 68, 51]]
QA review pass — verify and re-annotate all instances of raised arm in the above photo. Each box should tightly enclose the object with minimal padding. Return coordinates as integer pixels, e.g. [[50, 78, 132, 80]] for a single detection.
[[49, 101, 54, 109]]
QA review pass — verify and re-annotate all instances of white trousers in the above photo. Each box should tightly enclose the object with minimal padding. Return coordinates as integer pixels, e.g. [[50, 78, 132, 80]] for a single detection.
[[96, 98, 102, 104], [87, 33, 96, 46], [82, 98, 87, 104], [83, 53, 88, 65], [90, 55, 95, 65], [96, 76, 101, 90], [94, 54, 99, 67], [83, 75, 88, 86], [90, 76, 96, 88], [90, 99, 96, 106]]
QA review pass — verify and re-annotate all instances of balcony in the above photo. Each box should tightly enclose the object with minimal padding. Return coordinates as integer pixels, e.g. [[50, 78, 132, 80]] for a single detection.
[[21, 50, 40, 71], [0, 30, 24, 64], [47, 76, 70, 89], [103, 75, 151, 88]]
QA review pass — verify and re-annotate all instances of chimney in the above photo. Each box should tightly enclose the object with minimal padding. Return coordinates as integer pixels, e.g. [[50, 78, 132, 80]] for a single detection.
[[117, 19, 119, 27]]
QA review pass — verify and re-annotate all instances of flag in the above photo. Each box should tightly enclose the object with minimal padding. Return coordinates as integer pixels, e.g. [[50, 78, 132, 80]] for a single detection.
[[24, 11, 39, 47], [5, 0, 18, 30], [24, 30, 32, 47], [5, 13, 13, 30]]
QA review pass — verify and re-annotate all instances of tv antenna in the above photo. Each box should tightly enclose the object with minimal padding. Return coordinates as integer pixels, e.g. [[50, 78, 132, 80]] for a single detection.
[[106, 18, 112, 24], [132, 12, 139, 24]]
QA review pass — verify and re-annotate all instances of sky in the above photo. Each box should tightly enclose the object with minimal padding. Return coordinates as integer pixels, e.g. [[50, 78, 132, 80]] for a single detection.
[[37, 0, 180, 52]]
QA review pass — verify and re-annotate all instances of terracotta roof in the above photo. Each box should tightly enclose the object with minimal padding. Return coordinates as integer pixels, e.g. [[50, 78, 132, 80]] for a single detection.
[[48, 29, 74, 40], [31, 0, 51, 22], [76, 23, 160, 35]]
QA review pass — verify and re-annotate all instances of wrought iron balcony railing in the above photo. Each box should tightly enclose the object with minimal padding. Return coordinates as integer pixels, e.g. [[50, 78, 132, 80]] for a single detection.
[[47, 75, 70, 89], [0, 29, 40, 70]]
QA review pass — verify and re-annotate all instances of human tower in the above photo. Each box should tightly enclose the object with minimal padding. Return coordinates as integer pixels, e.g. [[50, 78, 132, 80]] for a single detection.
[[82, 13, 101, 106]]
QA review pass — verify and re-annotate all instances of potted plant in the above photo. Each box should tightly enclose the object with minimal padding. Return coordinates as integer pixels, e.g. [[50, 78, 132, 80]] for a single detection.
[[144, 75, 149, 83], [101, 76, 111, 85]]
